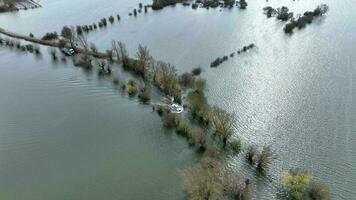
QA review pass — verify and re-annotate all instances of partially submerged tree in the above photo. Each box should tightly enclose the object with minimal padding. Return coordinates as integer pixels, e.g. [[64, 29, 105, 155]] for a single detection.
[[153, 61, 181, 102], [135, 44, 152, 79], [210, 106, 236, 146], [181, 158, 223, 200], [112, 40, 129, 64]]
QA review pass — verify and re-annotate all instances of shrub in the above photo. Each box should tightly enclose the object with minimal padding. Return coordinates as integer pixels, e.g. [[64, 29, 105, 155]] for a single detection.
[[29, 33, 34, 38], [276, 6, 293, 21], [304, 181, 330, 200], [25, 44, 34, 53], [156, 105, 165, 116], [127, 80, 138, 96], [74, 55, 93, 69], [181, 158, 223, 200], [58, 39, 66, 48], [282, 169, 311, 200], [191, 67, 202, 76], [284, 22, 295, 34], [109, 16, 115, 23], [187, 90, 210, 122], [42, 32, 58, 40], [313, 4, 329, 16], [49, 48, 58, 60], [222, 172, 251, 200], [255, 146, 273, 172], [246, 145, 257, 164], [176, 118, 193, 140], [193, 128, 207, 150], [179, 72, 194, 88], [194, 78, 206, 91], [76, 26, 83, 35], [263, 6, 276, 18], [161, 110, 178, 128], [238, 0, 247, 9], [61, 26, 72, 40], [229, 139, 242, 154], [138, 86, 151, 103]]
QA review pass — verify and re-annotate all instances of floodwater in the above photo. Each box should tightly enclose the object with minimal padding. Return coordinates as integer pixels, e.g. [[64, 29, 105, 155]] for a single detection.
[[0, 0, 355, 199]]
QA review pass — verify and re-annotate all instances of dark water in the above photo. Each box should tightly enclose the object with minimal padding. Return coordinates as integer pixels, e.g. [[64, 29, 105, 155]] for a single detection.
[[0, 0, 355, 199]]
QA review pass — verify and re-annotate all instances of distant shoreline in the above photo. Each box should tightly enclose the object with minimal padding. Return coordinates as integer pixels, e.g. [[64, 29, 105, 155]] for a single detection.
[[0, 0, 41, 13]]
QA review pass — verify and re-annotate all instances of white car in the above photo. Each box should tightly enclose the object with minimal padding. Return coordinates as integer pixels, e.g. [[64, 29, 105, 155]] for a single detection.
[[60, 48, 75, 56], [169, 103, 184, 113]]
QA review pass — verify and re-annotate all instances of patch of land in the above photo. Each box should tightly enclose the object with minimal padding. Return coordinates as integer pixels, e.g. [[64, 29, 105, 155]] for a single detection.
[[0, 0, 41, 12]]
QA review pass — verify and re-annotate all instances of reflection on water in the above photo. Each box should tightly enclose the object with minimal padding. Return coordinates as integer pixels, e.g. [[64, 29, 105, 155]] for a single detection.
[[0, 0, 355, 199]]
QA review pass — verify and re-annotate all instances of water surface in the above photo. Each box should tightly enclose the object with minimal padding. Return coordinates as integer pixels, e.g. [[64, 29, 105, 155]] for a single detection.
[[0, 0, 355, 199]]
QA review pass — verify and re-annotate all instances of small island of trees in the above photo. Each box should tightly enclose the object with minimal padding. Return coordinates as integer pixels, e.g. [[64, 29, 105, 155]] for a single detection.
[[263, 4, 329, 34]]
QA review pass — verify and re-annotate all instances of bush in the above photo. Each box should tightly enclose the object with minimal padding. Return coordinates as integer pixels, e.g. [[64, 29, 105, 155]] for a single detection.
[[313, 4, 329, 16], [138, 86, 151, 103], [42, 32, 58, 40], [127, 80, 138, 96], [282, 169, 311, 200], [284, 22, 295, 34], [187, 90, 210, 122], [255, 146, 273, 172], [161, 110, 178, 128], [194, 78, 206, 91], [193, 128, 207, 150], [229, 139, 242, 154], [263, 6, 276, 18], [49, 48, 58, 60], [222, 172, 251, 200], [276, 6, 293, 21], [176, 118, 193, 140], [304, 181, 330, 200], [238, 0, 247, 9], [179, 72, 194, 88], [109, 16, 115, 23], [76, 26, 83, 35], [246, 145, 257, 164], [191, 67, 202, 76], [181, 158, 223, 200]]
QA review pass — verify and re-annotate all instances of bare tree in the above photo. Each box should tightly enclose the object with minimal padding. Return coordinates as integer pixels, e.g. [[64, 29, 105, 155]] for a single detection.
[[135, 44, 152, 79], [210, 106, 236, 146], [111, 40, 128, 64]]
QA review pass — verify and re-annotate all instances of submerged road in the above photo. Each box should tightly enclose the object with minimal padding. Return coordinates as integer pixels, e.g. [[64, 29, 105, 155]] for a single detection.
[[0, 27, 108, 58]]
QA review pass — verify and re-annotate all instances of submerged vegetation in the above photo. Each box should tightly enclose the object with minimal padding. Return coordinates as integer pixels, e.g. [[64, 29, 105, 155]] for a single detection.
[[151, 0, 248, 10], [263, 4, 329, 34], [284, 4, 329, 34], [0, 0, 41, 13], [0, 1, 332, 198], [281, 169, 330, 200], [210, 43, 255, 67]]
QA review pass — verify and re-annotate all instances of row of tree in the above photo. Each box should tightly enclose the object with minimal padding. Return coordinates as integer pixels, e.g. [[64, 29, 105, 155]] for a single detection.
[[263, 4, 329, 34]]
